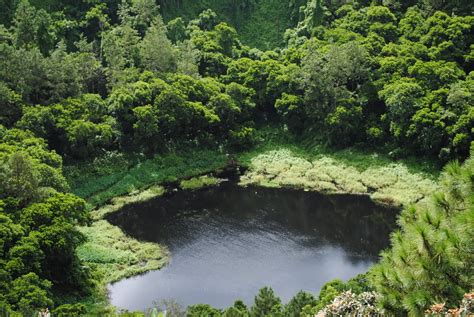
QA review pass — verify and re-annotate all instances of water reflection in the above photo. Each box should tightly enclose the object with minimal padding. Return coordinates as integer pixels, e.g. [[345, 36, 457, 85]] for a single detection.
[[107, 182, 397, 310]]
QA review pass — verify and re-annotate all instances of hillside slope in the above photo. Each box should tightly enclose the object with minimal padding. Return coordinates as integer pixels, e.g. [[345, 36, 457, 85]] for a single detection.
[[158, 0, 306, 49]]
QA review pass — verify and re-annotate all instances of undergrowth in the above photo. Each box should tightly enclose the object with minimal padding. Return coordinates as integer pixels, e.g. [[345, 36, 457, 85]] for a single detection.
[[180, 175, 221, 190], [159, 0, 301, 49], [66, 126, 443, 316], [237, 127, 440, 207], [77, 220, 169, 284], [65, 149, 228, 208], [240, 148, 439, 206]]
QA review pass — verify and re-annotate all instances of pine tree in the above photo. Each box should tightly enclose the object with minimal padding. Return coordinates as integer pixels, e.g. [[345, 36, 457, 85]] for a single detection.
[[370, 151, 474, 315], [140, 16, 177, 74], [250, 287, 282, 317]]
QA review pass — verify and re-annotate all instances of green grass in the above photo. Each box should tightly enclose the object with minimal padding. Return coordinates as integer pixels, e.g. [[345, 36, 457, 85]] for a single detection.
[[240, 148, 439, 207], [74, 220, 169, 316], [77, 220, 169, 284], [237, 127, 440, 207], [180, 175, 220, 190], [65, 150, 228, 208], [67, 127, 444, 316], [237, 127, 441, 177], [92, 185, 165, 220]]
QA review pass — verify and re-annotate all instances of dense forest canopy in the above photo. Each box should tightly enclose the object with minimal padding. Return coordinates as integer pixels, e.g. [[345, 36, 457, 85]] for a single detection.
[[0, 0, 473, 315]]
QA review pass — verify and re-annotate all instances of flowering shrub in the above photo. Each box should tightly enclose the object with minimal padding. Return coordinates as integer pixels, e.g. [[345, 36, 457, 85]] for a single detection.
[[425, 293, 474, 317], [315, 291, 382, 316]]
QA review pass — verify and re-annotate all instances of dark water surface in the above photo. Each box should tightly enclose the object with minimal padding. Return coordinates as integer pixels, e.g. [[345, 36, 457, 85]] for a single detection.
[[107, 182, 397, 310]]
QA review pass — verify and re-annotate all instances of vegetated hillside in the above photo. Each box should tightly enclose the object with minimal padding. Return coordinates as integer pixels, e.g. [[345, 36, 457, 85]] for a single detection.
[[0, 0, 473, 315], [158, 0, 306, 49]]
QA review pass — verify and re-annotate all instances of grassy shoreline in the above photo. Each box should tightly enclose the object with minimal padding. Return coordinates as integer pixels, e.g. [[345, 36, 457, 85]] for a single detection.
[[66, 139, 440, 313], [238, 148, 438, 207], [65, 149, 229, 313]]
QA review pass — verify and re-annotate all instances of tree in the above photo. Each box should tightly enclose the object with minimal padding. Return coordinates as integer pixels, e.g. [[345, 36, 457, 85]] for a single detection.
[[187, 304, 221, 317], [81, 3, 111, 43], [12, 0, 39, 49], [12, 0, 55, 54], [0, 82, 22, 127], [0, 44, 48, 104], [445, 75, 474, 158], [176, 40, 200, 77], [250, 287, 282, 317], [215, 23, 238, 57], [379, 78, 424, 140], [102, 24, 140, 88], [275, 93, 304, 133], [47, 42, 81, 101], [193, 9, 219, 31], [223, 301, 249, 317], [132, 105, 161, 153], [0, 212, 23, 258], [6, 234, 44, 276], [370, 153, 474, 314], [301, 40, 371, 142], [0, 129, 69, 201], [167, 17, 187, 43], [408, 60, 465, 90], [399, 6, 425, 41], [66, 120, 116, 158], [7, 273, 53, 314], [53, 303, 87, 316], [140, 17, 177, 74], [16, 193, 89, 292], [2, 152, 39, 205], [131, 0, 160, 35], [284, 291, 316, 317]]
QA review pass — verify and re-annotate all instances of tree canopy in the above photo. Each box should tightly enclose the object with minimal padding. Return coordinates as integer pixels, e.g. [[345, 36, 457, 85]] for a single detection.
[[0, 0, 472, 314]]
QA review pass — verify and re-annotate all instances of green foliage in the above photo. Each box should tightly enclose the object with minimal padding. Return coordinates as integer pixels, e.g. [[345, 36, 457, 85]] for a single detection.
[[140, 16, 177, 74], [17, 95, 118, 159], [102, 24, 140, 88], [283, 291, 316, 317], [187, 304, 222, 317], [77, 219, 167, 283], [0, 0, 473, 315], [180, 176, 220, 190], [52, 303, 87, 316], [12, 0, 55, 54], [300, 40, 371, 145], [0, 129, 68, 205], [7, 272, 53, 314], [67, 149, 228, 207], [0, 127, 92, 313], [370, 153, 474, 314], [250, 287, 282, 317], [223, 301, 249, 317], [0, 82, 23, 127], [158, 0, 306, 49]]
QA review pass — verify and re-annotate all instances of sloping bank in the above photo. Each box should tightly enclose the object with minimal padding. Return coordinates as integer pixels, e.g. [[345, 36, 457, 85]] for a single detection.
[[239, 148, 438, 207], [68, 147, 439, 311], [65, 150, 229, 312]]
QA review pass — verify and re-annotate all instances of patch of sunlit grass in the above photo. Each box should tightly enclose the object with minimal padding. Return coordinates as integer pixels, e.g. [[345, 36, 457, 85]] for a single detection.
[[180, 175, 221, 190], [77, 220, 169, 284], [240, 149, 438, 207]]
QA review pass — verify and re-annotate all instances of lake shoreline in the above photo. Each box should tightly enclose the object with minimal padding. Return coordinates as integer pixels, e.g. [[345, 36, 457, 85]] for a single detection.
[[72, 146, 439, 313], [106, 181, 398, 310]]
